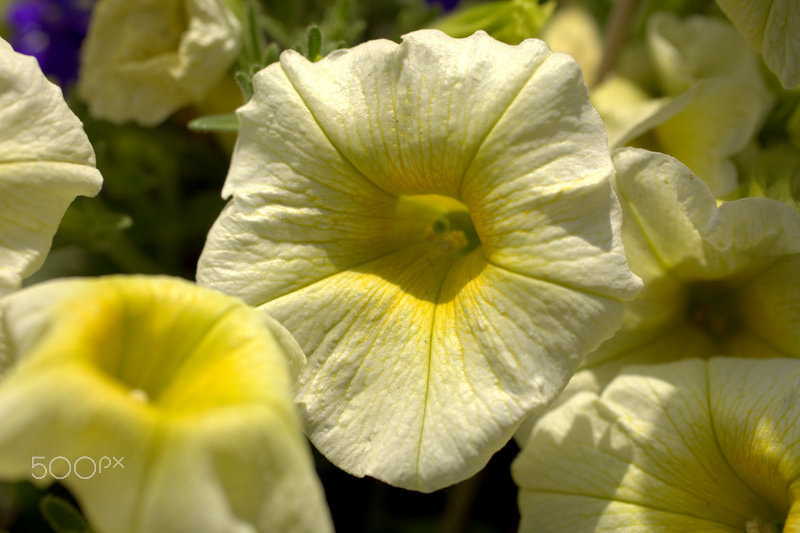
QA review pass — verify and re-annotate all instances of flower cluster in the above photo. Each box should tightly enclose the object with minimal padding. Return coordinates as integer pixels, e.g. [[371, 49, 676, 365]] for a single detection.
[[0, 0, 798, 532]]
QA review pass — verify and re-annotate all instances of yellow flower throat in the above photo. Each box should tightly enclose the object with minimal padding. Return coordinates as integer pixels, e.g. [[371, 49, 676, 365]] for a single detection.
[[397, 194, 481, 255]]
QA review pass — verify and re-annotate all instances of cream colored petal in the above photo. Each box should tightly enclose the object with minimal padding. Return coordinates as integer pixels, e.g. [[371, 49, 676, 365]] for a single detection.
[[654, 78, 766, 197], [647, 12, 769, 98], [461, 52, 639, 299], [643, 13, 772, 196], [197, 64, 415, 304], [602, 149, 800, 366], [590, 75, 695, 148], [78, 0, 240, 126], [716, 0, 800, 89], [264, 245, 622, 492], [276, 30, 553, 197], [611, 148, 714, 273], [514, 358, 796, 532], [612, 148, 800, 279], [0, 38, 102, 296], [0, 276, 330, 533], [472, 179, 636, 298], [708, 358, 800, 525], [702, 197, 800, 280], [737, 254, 800, 357]]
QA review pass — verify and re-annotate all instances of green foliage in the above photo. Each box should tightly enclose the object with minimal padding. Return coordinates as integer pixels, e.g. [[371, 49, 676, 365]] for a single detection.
[[39, 495, 91, 533], [188, 113, 240, 133], [433, 0, 556, 44]]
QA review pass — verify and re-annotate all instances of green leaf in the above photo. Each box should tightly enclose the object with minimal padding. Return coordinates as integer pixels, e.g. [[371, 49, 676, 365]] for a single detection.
[[188, 113, 240, 133], [57, 197, 133, 251], [241, 0, 265, 64], [39, 494, 92, 533]]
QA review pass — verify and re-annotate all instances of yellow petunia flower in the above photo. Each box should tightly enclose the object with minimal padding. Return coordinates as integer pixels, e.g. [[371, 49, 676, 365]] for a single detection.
[[78, 0, 241, 126], [0, 38, 102, 298], [197, 29, 642, 492], [514, 357, 800, 532], [0, 276, 333, 533]]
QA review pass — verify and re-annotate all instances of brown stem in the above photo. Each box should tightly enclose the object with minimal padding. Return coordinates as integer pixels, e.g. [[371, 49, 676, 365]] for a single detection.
[[594, 0, 641, 86]]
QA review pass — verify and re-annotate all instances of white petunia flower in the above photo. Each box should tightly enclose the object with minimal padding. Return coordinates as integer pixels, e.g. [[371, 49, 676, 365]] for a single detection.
[[198, 30, 641, 492]]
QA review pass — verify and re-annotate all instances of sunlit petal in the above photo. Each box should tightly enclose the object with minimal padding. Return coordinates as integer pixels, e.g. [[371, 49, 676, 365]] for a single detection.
[[514, 358, 799, 532]]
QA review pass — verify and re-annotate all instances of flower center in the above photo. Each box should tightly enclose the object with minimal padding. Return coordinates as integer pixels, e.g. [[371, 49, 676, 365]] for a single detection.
[[685, 282, 741, 341], [398, 194, 481, 254], [53, 279, 267, 413]]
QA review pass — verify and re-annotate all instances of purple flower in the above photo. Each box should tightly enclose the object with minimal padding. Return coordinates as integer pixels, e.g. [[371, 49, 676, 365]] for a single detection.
[[5, 0, 94, 86], [426, 0, 461, 12]]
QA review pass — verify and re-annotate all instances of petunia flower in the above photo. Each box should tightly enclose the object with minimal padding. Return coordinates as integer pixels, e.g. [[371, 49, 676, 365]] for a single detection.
[[566, 148, 800, 399], [591, 13, 773, 197], [0, 37, 102, 297], [513, 357, 800, 532], [197, 29, 642, 492], [514, 146, 800, 444], [77, 0, 241, 126], [716, 0, 800, 89], [0, 276, 333, 533]]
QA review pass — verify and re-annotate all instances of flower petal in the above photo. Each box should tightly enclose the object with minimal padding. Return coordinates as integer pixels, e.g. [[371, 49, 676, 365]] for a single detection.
[[264, 245, 623, 491], [654, 78, 766, 196], [612, 148, 800, 281], [514, 358, 798, 532], [716, 0, 800, 89], [0, 38, 102, 296], [276, 30, 553, 197], [590, 75, 696, 148], [540, 5, 602, 85], [579, 148, 800, 368]]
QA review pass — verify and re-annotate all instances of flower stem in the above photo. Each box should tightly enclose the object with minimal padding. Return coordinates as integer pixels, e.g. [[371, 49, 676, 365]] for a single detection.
[[594, 0, 640, 86]]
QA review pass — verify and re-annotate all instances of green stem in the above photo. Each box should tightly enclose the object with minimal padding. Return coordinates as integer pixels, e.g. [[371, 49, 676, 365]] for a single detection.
[[439, 469, 485, 533]]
